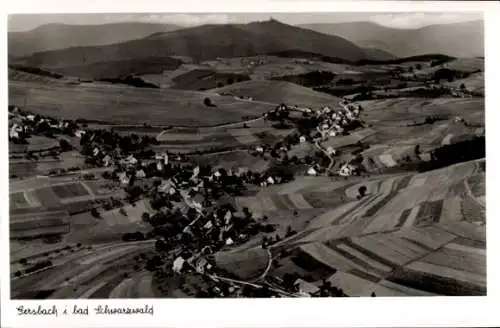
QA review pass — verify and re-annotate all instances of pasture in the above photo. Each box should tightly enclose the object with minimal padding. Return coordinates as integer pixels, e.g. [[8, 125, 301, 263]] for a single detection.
[[9, 81, 273, 126], [210, 80, 341, 108]]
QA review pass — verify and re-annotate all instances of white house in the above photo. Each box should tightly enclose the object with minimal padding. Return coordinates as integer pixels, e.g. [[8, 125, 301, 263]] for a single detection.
[[117, 172, 130, 185], [172, 257, 186, 274], [103, 154, 112, 167], [299, 136, 307, 143], [204, 220, 213, 230], [329, 130, 337, 137], [156, 161, 164, 172], [126, 155, 138, 165], [326, 146, 336, 156], [339, 163, 356, 177], [267, 176, 275, 185], [9, 128, 19, 139], [93, 147, 100, 157], [224, 211, 232, 224], [74, 130, 86, 138], [27, 114, 35, 121], [136, 169, 146, 179], [256, 146, 264, 153], [225, 238, 234, 246], [307, 167, 318, 176]]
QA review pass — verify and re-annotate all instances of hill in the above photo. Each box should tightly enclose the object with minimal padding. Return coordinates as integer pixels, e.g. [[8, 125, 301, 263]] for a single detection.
[[300, 20, 484, 58], [361, 47, 397, 61], [13, 19, 370, 69], [8, 22, 181, 57], [210, 80, 341, 108], [8, 80, 274, 126], [229, 159, 485, 296], [51, 57, 183, 79]]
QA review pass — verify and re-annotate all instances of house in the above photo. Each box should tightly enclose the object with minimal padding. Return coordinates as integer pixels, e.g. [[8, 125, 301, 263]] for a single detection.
[[226, 238, 234, 245], [156, 161, 164, 171], [195, 257, 209, 274], [339, 163, 356, 177], [9, 128, 19, 139], [329, 130, 337, 137], [74, 130, 86, 138], [256, 146, 264, 153], [299, 136, 307, 143], [136, 169, 146, 179], [117, 172, 130, 185], [125, 155, 138, 165], [267, 176, 275, 185], [294, 279, 320, 297], [172, 256, 186, 273], [103, 154, 112, 167], [224, 211, 232, 224], [93, 147, 100, 156], [326, 146, 336, 156], [307, 167, 318, 176], [191, 166, 200, 180], [27, 114, 35, 121], [204, 220, 213, 230]]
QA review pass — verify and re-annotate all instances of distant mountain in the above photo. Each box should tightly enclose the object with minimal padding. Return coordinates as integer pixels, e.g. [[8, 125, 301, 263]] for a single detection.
[[361, 47, 397, 61], [13, 19, 372, 69], [8, 22, 181, 57], [300, 20, 484, 58]]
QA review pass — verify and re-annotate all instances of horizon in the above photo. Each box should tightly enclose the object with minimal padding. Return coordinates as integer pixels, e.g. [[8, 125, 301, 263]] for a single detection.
[[8, 12, 483, 32]]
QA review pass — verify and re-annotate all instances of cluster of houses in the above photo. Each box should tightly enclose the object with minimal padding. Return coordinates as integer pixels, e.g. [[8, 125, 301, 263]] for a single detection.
[[8, 106, 76, 141], [252, 100, 363, 178]]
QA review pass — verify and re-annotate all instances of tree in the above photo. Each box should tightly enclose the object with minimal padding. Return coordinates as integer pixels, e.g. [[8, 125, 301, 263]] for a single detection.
[[227, 78, 234, 85], [204, 97, 213, 107], [414, 144, 421, 156], [59, 139, 73, 151], [460, 83, 466, 90], [90, 207, 100, 218], [415, 63, 422, 70], [142, 212, 151, 223], [358, 185, 367, 199]]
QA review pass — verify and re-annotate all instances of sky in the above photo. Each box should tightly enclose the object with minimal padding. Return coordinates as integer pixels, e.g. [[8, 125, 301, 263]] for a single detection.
[[8, 12, 483, 32]]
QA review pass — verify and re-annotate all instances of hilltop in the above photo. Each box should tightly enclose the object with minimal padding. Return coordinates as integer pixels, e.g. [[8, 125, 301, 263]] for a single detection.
[[8, 22, 181, 57], [301, 20, 484, 58], [12, 20, 374, 69]]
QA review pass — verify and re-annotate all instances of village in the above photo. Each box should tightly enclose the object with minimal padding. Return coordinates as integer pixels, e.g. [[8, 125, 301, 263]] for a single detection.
[[7, 94, 370, 297]]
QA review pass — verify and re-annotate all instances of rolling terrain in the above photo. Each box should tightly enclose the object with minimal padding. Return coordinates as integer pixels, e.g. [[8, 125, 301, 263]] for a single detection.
[[8, 17, 485, 299], [8, 22, 181, 57], [12, 19, 380, 70], [301, 20, 484, 58]]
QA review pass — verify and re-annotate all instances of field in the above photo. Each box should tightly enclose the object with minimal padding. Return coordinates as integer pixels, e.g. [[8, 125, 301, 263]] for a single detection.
[[9, 176, 123, 215], [9, 81, 274, 126], [446, 72, 484, 95], [224, 159, 486, 296], [210, 80, 341, 109], [156, 118, 295, 154]]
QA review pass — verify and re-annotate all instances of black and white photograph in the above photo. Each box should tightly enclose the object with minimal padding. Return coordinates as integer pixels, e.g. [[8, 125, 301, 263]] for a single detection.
[[5, 9, 487, 302]]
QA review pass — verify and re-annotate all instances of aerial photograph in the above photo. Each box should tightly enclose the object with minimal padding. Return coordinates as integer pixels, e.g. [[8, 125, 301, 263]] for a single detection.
[[8, 12, 485, 299]]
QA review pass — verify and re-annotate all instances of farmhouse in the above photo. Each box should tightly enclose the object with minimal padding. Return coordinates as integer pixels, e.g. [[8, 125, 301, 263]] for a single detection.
[[307, 167, 318, 176]]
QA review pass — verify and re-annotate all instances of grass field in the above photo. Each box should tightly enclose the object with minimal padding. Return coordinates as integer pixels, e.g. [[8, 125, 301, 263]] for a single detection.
[[210, 80, 341, 108], [359, 97, 484, 126], [9, 81, 274, 126]]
